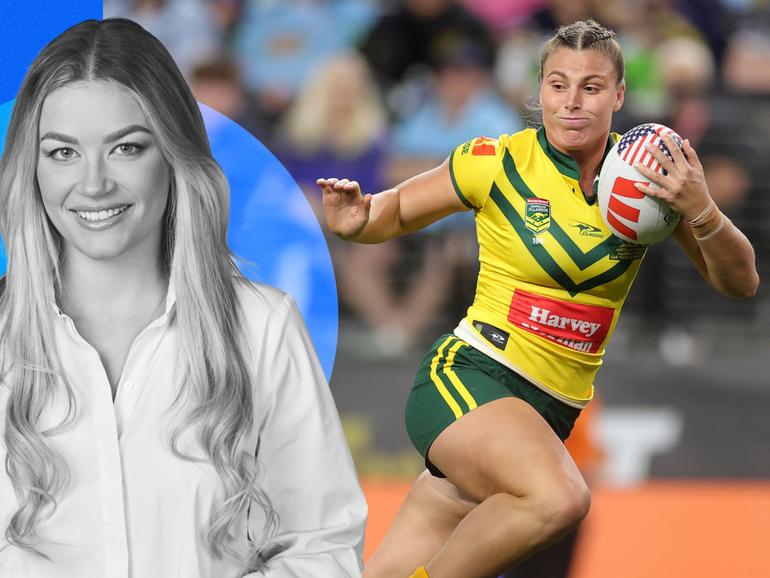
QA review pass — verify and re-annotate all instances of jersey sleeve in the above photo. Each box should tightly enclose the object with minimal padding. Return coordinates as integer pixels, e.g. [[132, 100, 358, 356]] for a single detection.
[[449, 136, 506, 210]]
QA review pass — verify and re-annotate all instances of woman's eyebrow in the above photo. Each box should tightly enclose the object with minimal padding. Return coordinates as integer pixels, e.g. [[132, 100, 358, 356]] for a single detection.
[[103, 125, 152, 143], [546, 71, 609, 82], [39, 131, 78, 144], [39, 125, 152, 145]]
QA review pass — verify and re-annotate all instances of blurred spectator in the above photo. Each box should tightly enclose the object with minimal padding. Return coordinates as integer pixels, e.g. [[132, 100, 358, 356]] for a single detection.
[[656, 37, 717, 144], [626, 34, 767, 353], [274, 51, 397, 350], [104, 0, 224, 75], [388, 38, 523, 183], [655, 34, 764, 234], [337, 36, 524, 354], [210, 0, 245, 41], [722, 29, 770, 96], [359, 0, 496, 112], [527, 0, 594, 34], [189, 56, 272, 142], [716, 27, 770, 307], [675, 0, 731, 64], [277, 51, 388, 200], [234, 0, 377, 119], [494, 28, 543, 116], [459, 0, 547, 33], [642, 0, 707, 47], [335, 229, 471, 356]]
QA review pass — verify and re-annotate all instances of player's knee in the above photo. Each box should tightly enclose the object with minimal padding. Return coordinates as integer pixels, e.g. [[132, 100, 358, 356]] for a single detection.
[[535, 479, 591, 539]]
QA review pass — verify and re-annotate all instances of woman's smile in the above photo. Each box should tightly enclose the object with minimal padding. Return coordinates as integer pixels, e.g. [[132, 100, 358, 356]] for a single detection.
[[37, 80, 170, 262], [71, 203, 133, 228]]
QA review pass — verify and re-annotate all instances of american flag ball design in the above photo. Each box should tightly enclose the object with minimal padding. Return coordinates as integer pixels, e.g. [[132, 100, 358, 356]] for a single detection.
[[616, 123, 683, 175], [597, 122, 684, 244]]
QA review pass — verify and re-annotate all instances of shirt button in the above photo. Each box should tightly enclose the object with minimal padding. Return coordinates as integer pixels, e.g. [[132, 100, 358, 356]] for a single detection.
[[125, 381, 134, 392]]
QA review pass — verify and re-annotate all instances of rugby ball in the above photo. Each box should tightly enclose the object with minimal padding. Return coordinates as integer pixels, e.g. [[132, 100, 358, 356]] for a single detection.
[[597, 123, 684, 245]]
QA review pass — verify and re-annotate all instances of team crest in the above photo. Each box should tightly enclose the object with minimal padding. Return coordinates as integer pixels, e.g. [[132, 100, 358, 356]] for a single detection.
[[525, 198, 551, 235]]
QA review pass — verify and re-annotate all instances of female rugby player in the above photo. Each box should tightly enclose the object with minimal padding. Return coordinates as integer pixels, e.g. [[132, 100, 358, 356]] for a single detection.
[[318, 19, 758, 578]]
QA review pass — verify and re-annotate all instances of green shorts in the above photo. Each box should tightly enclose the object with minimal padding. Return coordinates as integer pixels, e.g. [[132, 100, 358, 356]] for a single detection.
[[405, 334, 581, 476]]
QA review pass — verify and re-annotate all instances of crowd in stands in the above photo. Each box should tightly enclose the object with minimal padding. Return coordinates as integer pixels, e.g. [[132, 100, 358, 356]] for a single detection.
[[105, 0, 770, 358]]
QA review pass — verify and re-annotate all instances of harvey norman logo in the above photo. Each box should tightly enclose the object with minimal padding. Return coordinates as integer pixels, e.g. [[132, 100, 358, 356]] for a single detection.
[[528, 307, 602, 338], [508, 289, 615, 353]]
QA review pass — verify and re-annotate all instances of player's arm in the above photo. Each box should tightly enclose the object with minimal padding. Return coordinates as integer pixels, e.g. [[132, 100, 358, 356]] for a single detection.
[[317, 157, 469, 244], [672, 216, 758, 299], [635, 134, 759, 299]]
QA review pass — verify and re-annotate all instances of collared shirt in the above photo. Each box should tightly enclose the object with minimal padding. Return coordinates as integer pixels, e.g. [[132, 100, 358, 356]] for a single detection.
[[0, 281, 366, 578]]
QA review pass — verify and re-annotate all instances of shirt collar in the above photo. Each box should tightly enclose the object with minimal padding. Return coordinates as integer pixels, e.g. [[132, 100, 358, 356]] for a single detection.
[[51, 279, 177, 324]]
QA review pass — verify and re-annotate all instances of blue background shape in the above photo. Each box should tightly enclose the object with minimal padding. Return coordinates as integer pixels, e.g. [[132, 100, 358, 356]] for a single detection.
[[0, 2, 102, 104], [0, 2, 338, 378]]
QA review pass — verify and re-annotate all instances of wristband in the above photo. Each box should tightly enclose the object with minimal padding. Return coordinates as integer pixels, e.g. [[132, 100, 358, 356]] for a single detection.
[[688, 201, 717, 226], [689, 202, 727, 241]]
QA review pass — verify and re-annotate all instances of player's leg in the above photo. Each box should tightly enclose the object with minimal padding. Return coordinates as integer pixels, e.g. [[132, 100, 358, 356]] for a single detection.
[[394, 334, 585, 578], [503, 527, 580, 578], [424, 396, 589, 578], [363, 470, 475, 578]]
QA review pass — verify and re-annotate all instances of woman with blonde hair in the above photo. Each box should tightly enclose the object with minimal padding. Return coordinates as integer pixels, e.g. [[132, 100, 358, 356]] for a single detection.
[[0, 18, 365, 578], [280, 50, 388, 197]]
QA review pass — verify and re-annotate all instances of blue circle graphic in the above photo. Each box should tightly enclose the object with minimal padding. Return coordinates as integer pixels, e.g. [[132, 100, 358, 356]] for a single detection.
[[201, 105, 338, 377], [0, 2, 338, 378]]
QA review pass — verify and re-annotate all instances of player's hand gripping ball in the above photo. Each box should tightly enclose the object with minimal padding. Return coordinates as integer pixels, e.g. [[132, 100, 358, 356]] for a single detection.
[[598, 123, 684, 244]]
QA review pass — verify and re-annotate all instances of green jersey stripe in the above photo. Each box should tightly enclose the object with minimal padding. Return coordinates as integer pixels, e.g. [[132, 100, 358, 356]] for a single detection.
[[501, 149, 622, 268], [489, 185, 633, 296], [449, 150, 475, 209]]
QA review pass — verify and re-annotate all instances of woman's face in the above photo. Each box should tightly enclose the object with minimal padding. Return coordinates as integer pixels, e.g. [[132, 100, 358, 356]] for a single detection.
[[37, 79, 170, 265], [540, 47, 625, 155]]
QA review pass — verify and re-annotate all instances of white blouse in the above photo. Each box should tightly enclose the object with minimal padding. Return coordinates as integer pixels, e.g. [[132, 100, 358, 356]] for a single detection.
[[0, 282, 366, 578]]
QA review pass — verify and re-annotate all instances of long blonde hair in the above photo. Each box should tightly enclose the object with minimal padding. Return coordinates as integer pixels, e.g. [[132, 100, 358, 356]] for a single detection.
[[0, 18, 276, 570], [282, 51, 387, 158]]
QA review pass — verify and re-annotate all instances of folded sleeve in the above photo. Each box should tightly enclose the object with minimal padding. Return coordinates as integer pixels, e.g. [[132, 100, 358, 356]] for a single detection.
[[247, 293, 366, 577]]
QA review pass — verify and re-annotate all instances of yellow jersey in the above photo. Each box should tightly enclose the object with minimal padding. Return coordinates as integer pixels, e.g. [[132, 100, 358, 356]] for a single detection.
[[450, 127, 646, 407]]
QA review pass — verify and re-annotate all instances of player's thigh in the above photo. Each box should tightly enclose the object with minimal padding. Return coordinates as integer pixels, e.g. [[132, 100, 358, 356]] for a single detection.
[[406, 335, 582, 500], [405, 334, 522, 472], [428, 396, 587, 507]]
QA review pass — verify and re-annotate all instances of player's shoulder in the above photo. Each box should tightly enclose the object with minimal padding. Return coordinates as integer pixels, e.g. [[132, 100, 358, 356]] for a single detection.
[[504, 126, 538, 144], [454, 129, 536, 158]]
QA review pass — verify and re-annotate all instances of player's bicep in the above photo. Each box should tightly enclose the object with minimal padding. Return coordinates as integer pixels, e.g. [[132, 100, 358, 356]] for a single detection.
[[397, 158, 470, 234]]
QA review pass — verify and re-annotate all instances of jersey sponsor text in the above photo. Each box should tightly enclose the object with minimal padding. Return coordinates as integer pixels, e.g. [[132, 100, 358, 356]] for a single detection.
[[508, 290, 615, 353]]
